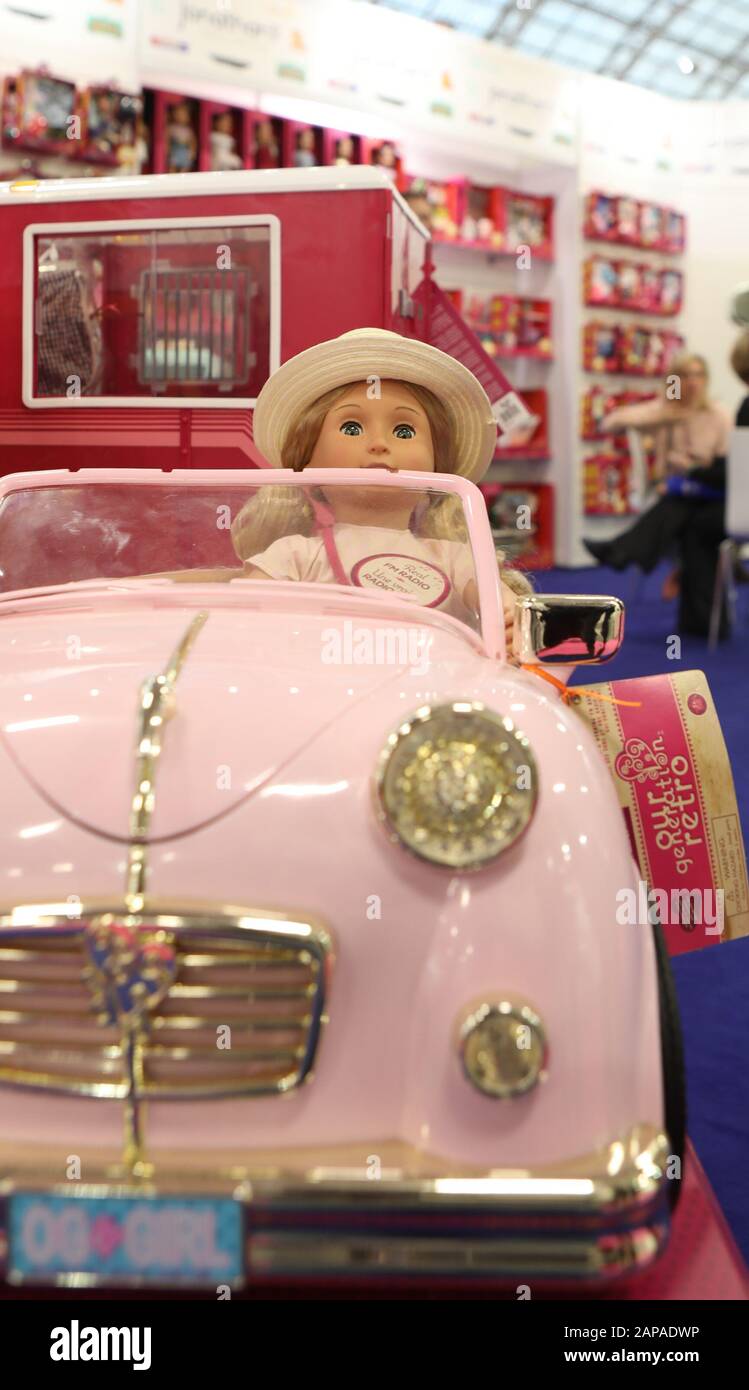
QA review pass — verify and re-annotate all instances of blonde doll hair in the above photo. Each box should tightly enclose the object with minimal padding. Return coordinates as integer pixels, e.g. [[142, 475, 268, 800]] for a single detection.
[[231, 377, 532, 593]]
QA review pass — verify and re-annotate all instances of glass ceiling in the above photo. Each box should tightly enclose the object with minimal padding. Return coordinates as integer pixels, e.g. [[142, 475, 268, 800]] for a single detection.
[[365, 0, 749, 100]]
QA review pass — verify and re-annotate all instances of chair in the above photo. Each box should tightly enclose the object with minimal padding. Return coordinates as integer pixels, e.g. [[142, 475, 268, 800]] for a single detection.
[[709, 429, 749, 649], [625, 427, 653, 604]]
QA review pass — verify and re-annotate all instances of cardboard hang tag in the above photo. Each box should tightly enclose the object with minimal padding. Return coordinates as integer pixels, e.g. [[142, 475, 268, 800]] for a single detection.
[[570, 670, 749, 954]]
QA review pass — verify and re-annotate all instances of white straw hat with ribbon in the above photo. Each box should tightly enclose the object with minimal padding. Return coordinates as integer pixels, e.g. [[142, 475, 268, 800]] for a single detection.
[[252, 327, 497, 483]]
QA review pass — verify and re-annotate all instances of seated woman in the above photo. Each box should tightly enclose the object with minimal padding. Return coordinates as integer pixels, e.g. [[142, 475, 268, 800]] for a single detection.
[[676, 330, 749, 638], [583, 352, 731, 580]]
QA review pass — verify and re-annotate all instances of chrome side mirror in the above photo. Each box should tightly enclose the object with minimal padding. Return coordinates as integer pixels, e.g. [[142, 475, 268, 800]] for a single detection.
[[513, 594, 625, 665]]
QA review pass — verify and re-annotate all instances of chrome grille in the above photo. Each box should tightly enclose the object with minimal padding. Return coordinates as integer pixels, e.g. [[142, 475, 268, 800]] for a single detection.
[[0, 906, 330, 1099]]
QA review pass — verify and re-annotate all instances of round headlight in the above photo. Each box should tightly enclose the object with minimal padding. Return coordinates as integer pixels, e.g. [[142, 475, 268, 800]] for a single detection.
[[459, 1000, 547, 1099], [374, 702, 537, 868]]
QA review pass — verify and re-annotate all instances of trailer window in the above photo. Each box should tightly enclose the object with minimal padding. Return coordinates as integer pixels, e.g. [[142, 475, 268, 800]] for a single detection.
[[25, 217, 278, 407]]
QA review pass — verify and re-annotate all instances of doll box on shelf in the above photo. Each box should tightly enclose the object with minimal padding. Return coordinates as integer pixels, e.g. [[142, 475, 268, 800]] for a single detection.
[[583, 449, 634, 515], [463, 293, 553, 359], [584, 190, 686, 254], [583, 257, 684, 316], [479, 482, 554, 569], [0, 166, 429, 477], [399, 174, 464, 242], [1, 69, 77, 156]]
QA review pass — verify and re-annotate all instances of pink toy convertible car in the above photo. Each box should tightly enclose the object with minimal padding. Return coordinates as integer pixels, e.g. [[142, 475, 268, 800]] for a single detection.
[[0, 467, 683, 1289]]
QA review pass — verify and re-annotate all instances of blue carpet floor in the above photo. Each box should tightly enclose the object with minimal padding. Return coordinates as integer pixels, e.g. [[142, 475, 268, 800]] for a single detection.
[[539, 558, 749, 1268]]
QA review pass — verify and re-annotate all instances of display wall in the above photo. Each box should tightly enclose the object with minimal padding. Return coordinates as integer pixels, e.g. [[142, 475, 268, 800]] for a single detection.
[[0, 0, 747, 565]]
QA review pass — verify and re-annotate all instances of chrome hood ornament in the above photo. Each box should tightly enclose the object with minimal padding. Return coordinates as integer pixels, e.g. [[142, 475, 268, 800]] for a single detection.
[[123, 611, 207, 1171]]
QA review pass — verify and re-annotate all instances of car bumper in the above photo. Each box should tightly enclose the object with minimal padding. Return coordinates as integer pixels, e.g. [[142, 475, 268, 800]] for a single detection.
[[0, 1124, 671, 1288]]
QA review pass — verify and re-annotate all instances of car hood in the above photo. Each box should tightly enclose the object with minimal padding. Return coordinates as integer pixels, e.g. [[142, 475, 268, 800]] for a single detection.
[[0, 587, 480, 841]]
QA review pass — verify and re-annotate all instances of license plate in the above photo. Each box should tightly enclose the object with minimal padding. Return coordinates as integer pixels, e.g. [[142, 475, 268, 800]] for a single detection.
[[9, 1192, 243, 1286]]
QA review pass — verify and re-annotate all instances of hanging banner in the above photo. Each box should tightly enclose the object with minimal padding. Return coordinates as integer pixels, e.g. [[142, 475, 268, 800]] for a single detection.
[[138, 0, 579, 163]]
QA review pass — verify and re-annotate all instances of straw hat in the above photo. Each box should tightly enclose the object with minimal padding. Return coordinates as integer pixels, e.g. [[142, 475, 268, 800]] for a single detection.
[[252, 328, 497, 483]]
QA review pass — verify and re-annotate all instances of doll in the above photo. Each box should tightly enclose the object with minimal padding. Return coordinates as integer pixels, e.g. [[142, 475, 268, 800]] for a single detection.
[[293, 127, 317, 167], [372, 141, 397, 180], [254, 118, 279, 169], [334, 135, 354, 165], [89, 92, 120, 154], [210, 111, 241, 171], [166, 101, 197, 173], [116, 120, 139, 175], [402, 178, 432, 230], [229, 328, 532, 642]]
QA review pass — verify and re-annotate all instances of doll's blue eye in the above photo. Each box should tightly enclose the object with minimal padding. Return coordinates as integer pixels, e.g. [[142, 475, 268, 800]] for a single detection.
[[393, 423, 416, 439], [340, 420, 363, 436]]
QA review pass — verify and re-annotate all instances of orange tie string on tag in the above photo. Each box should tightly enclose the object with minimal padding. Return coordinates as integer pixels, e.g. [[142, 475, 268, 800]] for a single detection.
[[519, 663, 643, 708]]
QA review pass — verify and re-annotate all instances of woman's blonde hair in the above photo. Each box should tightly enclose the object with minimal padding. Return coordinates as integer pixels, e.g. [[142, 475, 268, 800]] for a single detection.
[[666, 352, 711, 410], [232, 375, 532, 593]]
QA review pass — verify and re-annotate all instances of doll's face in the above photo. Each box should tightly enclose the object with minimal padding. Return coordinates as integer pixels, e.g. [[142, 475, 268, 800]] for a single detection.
[[308, 380, 435, 474], [171, 104, 191, 125], [298, 128, 315, 150], [214, 112, 233, 134]]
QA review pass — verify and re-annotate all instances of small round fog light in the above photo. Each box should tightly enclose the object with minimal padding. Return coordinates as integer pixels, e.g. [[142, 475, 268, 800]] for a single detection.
[[459, 1001, 546, 1099]]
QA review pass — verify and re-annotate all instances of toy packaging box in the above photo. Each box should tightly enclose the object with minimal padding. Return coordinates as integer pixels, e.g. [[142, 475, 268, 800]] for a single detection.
[[2, 68, 76, 153], [461, 183, 500, 246], [360, 136, 401, 182], [570, 670, 749, 954], [583, 449, 632, 513], [479, 481, 554, 569], [321, 129, 361, 167], [640, 201, 665, 248], [499, 189, 554, 259], [584, 254, 620, 306], [585, 190, 686, 256], [664, 207, 686, 254], [464, 294, 552, 358], [616, 260, 643, 309], [583, 321, 621, 372], [584, 258, 684, 316], [638, 264, 663, 313], [401, 175, 463, 241], [659, 268, 684, 316], [615, 195, 640, 243], [584, 190, 618, 241]]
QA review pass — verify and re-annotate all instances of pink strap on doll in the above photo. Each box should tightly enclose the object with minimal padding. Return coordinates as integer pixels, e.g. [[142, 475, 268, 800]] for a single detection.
[[306, 493, 351, 587]]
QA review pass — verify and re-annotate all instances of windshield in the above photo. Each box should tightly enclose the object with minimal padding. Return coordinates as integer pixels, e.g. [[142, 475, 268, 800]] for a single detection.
[[0, 476, 484, 634]]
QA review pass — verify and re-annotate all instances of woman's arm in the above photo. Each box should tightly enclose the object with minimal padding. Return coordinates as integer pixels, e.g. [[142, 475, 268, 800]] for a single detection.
[[601, 397, 688, 434]]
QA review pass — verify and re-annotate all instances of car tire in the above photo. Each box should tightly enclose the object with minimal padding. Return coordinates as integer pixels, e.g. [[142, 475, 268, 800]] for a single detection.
[[651, 920, 686, 1210]]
